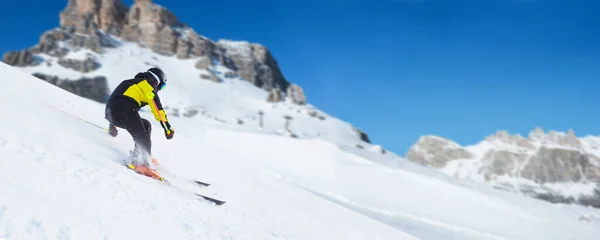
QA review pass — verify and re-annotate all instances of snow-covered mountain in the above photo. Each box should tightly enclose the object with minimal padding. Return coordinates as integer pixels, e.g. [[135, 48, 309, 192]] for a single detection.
[[406, 128, 600, 208], [2, 0, 600, 239], [1, 61, 599, 239], [2, 0, 372, 151]]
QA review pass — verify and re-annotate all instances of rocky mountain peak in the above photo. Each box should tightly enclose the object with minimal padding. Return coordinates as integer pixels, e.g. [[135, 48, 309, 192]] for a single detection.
[[405, 135, 473, 168], [406, 127, 600, 208], [416, 135, 460, 148], [120, 0, 184, 56], [217, 40, 291, 92], [59, 0, 176, 35], [528, 127, 546, 141], [126, 0, 178, 28], [485, 130, 511, 142], [562, 129, 580, 146], [3, 0, 305, 102], [526, 127, 581, 148], [484, 130, 534, 149], [60, 0, 128, 35], [481, 127, 580, 150]]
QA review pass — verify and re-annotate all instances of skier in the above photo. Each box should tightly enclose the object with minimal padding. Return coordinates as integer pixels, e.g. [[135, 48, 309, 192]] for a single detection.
[[104, 67, 174, 179]]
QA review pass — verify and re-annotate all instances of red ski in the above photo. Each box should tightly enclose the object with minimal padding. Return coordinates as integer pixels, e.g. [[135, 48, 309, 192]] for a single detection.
[[125, 163, 226, 205]]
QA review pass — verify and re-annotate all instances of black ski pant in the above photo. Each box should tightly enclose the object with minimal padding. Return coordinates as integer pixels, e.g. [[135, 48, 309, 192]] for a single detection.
[[108, 108, 152, 156]]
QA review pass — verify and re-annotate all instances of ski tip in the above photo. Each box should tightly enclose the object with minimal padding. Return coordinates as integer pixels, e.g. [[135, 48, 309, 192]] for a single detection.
[[210, 201, 226, 206], [194, 180, 211, 187], [194, 193, 226, 205]]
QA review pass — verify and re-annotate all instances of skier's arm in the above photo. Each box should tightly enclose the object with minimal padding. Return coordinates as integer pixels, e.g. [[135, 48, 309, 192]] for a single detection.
[[148, 92, 168, 123], [151, 95, 174, 139], [139, 80, 174, 139], [138, 80, 168, 123]]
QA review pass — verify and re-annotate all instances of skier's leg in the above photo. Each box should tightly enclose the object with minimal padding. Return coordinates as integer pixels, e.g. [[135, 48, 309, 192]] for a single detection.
[[111, 109, 152, 164], [124, 116, 163, 180], [137, 118, 152, 157], [128, 116, 152, 164], [108, 109, 128, 129], [109, 109, 164, 180], [142, 118, 152, 135], [141, 118, 161, 166]]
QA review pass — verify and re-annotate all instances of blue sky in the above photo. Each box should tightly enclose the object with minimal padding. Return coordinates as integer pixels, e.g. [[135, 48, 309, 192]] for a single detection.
[[1, 0, 600, 155]]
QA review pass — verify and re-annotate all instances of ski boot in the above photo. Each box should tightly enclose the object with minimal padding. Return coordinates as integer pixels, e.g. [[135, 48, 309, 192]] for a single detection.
[[126, 150, 165, 182]]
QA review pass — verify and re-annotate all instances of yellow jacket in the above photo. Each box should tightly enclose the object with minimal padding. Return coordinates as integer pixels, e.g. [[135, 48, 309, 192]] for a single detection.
[[105, 77, 169, 126]]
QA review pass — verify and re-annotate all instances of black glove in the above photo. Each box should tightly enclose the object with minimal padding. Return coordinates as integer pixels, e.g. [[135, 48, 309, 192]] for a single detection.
[[108, 124, 118, 137], [164, 121, 174, 139], [165, 128, 175, 139]]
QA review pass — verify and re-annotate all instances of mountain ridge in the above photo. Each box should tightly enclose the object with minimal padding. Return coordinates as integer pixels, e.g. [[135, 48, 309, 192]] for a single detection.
[[3, 0, 293, 96], [406, 127, 600, 208], [1, 0, 375, 153]]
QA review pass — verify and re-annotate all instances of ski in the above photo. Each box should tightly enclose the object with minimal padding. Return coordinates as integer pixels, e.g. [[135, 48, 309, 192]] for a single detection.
[[137, 162, 211, 187], [123, 163, 226, 205], [194, 180, 211, 187], [166, 181, 226, 205], [138, 172, 226, 205], [162, 179, 226, 205], [194, 193, 226, 205]]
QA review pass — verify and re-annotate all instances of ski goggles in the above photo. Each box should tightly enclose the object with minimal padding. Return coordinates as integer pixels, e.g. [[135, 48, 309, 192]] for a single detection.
[[158, 82, 167, 91]]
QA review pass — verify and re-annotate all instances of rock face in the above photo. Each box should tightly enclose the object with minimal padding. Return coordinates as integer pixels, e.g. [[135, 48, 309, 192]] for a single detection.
[[266, 89, 283, 103], [406, 136, 473, 168], [528, 127, 581, 148], [521, 147, 599, 183], [31, 28, 117, 57], [485, 130, 536, 150], [352, 127, 371, 143], [195, 57, 211, 70], [58, 57, 100, 73], [224, 71, 238, 79], [286, 84, 306, 105], [32, 73, 109, 103], [121, 0, 181, 55], [2, 50, 37, 67], [218, 40, 290, 92], [480, 150, 527, 177], [31, 29, 72, 57], [200, 72, 220, 83], [60, 0, 128, 35], [406, 127, 600, 208]]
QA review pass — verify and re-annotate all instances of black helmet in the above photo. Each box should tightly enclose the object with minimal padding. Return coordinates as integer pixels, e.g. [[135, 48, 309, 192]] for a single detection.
[[147, 67, 167, 91]]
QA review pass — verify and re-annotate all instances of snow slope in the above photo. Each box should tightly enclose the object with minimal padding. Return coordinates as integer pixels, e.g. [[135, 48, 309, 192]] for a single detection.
[[20, 39, 360, 148], [2, 61, 600, 240], [0, 62, 414, 239]]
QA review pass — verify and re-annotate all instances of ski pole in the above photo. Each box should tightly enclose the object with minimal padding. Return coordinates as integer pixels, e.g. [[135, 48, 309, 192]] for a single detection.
[[151, 99, 172, 134], [44, 103, 109, 132]]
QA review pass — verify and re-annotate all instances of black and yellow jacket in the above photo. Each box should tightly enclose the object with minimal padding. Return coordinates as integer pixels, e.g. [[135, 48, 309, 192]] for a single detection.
[[105, 72, 169, 125]]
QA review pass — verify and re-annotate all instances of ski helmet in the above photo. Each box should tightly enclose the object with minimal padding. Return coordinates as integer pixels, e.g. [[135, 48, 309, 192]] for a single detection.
[[147, 67, 167, 91]]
